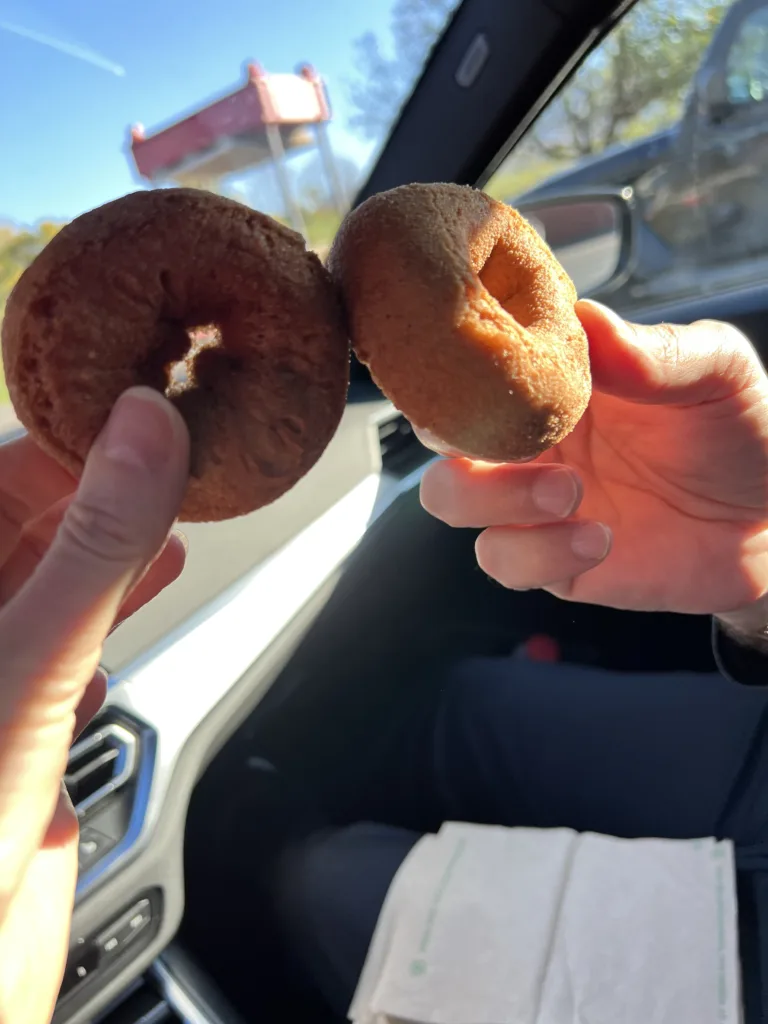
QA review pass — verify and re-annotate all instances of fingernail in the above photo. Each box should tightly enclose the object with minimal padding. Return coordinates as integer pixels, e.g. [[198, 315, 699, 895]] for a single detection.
[[101, 387, 175, 473], [532, 469, 578, 517], [571, 522, 611, 561]]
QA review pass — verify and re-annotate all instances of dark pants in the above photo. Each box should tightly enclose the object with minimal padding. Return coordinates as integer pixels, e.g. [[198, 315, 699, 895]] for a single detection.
[[277, 657, 768, 1021]]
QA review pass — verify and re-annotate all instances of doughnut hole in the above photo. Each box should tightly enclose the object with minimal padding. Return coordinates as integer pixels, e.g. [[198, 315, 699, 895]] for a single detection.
[[478, 236, 540, 331], [162, 314, 241, 478], [135, 318, 190, 394], [166, 323, 224, 395]]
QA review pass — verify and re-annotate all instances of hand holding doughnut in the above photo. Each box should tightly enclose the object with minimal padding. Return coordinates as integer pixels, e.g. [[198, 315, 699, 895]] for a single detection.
[[422, 304, 768, 617]]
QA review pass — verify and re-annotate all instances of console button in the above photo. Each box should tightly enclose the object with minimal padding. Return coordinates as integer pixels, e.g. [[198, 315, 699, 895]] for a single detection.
[[60, 945, 99, 998], [77, 825, 115, 872], [95, 899, 151, 963]]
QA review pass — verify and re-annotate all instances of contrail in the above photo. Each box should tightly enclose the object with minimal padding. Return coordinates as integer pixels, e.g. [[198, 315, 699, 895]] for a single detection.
[[0, 20, 126, 76]]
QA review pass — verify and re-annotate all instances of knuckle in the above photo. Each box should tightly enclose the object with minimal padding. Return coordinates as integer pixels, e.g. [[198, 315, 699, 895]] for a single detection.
[[662, 318, 764, 397], [60, 497, 143, 566], [692, 317, 743, 341], [653, 322, 683, 370], [691, 318, 753, 359], [698, 319, 762, 387]]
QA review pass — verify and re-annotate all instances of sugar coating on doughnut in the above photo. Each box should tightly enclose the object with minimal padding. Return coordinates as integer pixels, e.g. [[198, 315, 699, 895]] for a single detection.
[[329, 182, 591, 462], [2, 189, 350, 522]]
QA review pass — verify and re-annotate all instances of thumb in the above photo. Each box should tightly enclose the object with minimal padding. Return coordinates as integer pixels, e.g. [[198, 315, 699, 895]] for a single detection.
[[1, 386, 189, 709], [0, 386, 188, 917], [576, 299, 764, 406]]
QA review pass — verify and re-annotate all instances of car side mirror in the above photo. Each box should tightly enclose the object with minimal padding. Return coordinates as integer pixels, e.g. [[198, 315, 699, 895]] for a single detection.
[[514, 188, 635, 298]]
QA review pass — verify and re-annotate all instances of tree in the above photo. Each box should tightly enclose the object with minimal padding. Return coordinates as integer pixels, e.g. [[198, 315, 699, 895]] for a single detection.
[[531, 0, 730, 159], [0, 221, 63, 317], [348, 0, 459, 140]]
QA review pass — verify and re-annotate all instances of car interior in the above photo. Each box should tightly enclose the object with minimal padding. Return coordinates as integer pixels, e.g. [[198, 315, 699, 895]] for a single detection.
[[6, 0, 767, 1020]]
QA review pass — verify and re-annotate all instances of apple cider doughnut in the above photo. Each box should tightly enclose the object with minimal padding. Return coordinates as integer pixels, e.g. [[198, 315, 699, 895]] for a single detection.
[[2, 188, 350, 522], [329, 182, 591, 462]]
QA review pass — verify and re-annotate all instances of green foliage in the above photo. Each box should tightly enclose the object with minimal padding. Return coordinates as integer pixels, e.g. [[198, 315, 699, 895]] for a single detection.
[[0, 221, 64, 406], [301, 207, 342, 253], [531, 0, 731, 158], [0, 221, 63, 318]]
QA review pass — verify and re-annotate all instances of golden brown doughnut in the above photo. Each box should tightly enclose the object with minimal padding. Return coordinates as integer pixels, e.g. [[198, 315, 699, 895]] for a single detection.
[[2, 188, 349, 522], [329, 182, 591, 462]]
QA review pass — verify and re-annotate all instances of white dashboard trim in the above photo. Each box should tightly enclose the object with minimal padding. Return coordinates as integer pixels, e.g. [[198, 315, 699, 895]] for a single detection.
[[93, 460, 435, 891], [104, 472, 380, 854]]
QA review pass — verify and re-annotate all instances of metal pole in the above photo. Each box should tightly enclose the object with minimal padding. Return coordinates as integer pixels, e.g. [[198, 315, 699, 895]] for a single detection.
[[266, 123, 306, 236], [315, 121, 347, 217]]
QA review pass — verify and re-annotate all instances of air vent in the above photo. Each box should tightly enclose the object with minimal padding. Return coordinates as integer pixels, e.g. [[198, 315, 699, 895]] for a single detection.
[[377, 413, 430, 477], [65, 723, 137, 818]]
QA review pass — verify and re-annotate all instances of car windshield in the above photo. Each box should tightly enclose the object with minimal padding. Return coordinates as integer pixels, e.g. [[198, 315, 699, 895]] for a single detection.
[[0, 0, 459, 427]]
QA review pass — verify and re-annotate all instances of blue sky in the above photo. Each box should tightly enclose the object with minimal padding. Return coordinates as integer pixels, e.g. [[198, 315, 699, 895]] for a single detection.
[[0, 0, 397, 226]]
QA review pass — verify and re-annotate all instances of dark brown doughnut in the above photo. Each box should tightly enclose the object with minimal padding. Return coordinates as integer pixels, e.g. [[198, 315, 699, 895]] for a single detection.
[[329, 182, 591, 462], [2, 188, 350, 521]]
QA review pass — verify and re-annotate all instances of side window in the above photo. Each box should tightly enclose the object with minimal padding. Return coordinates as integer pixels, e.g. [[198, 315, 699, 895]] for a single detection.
[[485, 0, 768, 314], [726, 6, 768, 104]]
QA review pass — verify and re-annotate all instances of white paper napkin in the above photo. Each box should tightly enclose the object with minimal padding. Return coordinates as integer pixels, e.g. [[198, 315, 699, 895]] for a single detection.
[[349, 823, 741, 1024]]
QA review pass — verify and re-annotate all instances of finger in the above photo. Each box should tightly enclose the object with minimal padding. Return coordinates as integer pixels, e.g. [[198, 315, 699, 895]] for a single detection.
[[475, 520, 612, 590], [0, 388, 188, 910], [0, 436, 77, 564], [421, 459, 582, 527], [0, 492, 187, 617], [577, 300, 765, 406], [44, 669, 109, 853], [1, 385, 189, 717], [44, 781, 80, 848], [412, 425, 537, 464], [73, 669, 108, 740], [412, 426, 478, 460], [111, 531, 187, 628]]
